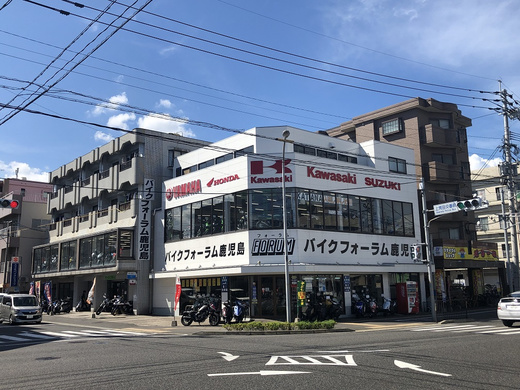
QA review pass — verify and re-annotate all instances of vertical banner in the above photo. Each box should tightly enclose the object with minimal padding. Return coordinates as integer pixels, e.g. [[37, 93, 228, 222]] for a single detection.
[[174, 276, 181, 312], [11, 256, 20, 288], [87, 277, 96, 305], [35, 281, 41, 302], [44, 282, 52, 304], [29, 282, 35, 295], [138, 179, 154, 261]]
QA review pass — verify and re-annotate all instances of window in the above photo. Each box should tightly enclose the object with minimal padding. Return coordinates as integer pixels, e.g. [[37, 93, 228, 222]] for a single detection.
[[216, 153, 233, 164], [235, 146, 254, 157], [382, 118, 402, 135], [310, 190, 324, 229], [477, 217, 489, 231], [388, 157, 407, 174], [495, 187, 502, 201], [60, 241, 76, 270], [198, 159, 215, 170], [118, 230, 133, 258], [430, 118, 450, 129], [294, 144, 316, 156], [323, 192, 337, 230], [432, 153, 454, 165]]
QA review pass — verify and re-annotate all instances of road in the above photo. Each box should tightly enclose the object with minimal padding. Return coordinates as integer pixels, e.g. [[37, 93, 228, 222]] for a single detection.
[[0, 313, 518, 390]]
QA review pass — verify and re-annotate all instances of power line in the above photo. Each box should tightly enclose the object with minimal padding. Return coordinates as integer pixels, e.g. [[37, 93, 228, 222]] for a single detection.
[[105, 0, 495, 96], [38, 1, 497, 108]]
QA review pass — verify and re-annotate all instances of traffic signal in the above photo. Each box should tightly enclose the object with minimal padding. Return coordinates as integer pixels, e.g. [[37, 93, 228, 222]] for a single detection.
[[456, 197, 482, 211], [0, 199, 19, 209], [410, 244, 422, 261]]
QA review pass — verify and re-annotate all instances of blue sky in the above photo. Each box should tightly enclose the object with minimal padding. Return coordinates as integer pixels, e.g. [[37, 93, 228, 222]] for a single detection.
[[1, 0, 519, 181]]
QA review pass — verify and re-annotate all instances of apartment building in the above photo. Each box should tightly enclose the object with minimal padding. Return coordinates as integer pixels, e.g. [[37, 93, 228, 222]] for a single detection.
[[32, 128, 207, 314], [327, 98, 504, 306], [0, 178, 52, 293]]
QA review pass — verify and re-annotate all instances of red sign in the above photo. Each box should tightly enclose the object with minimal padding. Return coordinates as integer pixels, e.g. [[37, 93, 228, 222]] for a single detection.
[[174, 277, 182, 311], [207, 174, 239, 187], [166, 179, 202, 200]]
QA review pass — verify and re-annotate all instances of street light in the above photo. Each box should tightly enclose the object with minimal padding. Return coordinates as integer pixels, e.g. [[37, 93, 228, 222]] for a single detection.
[[281, 129, 292, 323]]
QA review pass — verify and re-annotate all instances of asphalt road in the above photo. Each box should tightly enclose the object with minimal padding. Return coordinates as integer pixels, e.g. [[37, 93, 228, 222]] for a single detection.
[[1, 311, 518, 390]]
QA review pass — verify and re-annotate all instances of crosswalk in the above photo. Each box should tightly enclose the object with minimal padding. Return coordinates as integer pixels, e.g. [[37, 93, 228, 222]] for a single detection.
[[411, 324, 520, 335], [0, 328, 150, 344]]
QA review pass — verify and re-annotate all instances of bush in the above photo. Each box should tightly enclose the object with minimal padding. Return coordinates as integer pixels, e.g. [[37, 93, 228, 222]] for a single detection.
[[223, 320, 336, 332]]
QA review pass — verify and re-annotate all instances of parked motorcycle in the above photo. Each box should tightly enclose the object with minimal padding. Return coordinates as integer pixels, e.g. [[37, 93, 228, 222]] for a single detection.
[[381, 295, 397, 316], [111, 296, 134, 315], [351, 291, 367, 318], [181, 297, 220, 326], [75, 299, 91, 312], [95, 294, 115, 315], [221, 300, 233, 324]]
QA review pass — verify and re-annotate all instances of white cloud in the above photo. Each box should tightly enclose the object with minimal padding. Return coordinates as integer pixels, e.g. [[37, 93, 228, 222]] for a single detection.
[[324, 0, 520, 71], [158, 99, 173, 109], [107, 112, 136, 130], [91, 92, 129, 116], [94, 131, 114, 143], [0, 161, 48, 182], [137, 113, 195, 137], [469, 153, 502, 171]]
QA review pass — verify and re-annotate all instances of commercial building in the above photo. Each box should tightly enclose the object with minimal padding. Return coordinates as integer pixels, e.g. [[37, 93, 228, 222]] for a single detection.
[[327, 98, 504, 309], [472, 164, 519, 294], [152, 126, 428, 318], [31, 128, 207, 313], [0, 178, 52, 293]]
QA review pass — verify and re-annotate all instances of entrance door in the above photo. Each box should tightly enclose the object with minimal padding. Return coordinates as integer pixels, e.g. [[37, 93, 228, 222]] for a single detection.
[[258, 276, 287, 318]]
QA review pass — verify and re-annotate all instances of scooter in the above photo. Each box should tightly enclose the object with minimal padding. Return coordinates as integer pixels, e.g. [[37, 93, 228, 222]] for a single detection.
[[351, 291, 366, 318], [381, 295, 397, 316], [233, 299, 248, 323], [95, 294, 115, 315]]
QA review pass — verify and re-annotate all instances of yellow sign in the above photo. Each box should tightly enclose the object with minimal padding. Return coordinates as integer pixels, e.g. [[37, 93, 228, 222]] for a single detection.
[[442, 246, 498, 260]]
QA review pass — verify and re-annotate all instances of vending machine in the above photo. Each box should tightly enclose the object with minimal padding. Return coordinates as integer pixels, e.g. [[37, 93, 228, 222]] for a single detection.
[[396, 281, 419, 314]]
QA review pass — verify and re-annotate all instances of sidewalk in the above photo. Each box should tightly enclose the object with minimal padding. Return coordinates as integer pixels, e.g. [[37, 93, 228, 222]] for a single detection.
[[43, 307, 495, 335]]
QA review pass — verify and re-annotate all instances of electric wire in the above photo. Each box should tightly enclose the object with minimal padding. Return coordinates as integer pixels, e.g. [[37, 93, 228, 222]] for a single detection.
[[25, 0, 496, 109]]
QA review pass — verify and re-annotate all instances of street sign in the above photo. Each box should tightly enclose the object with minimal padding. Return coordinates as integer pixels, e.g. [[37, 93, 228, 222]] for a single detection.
[[127, 272, 137, 279], [433, 201, 459, 216]]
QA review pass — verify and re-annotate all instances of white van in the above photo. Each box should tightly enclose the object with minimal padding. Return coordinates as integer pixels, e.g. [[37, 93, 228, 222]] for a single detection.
[[0, 294, 42, 325]]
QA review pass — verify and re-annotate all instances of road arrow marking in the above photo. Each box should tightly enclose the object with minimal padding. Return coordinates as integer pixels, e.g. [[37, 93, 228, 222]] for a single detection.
[[208, 371, 310, 377], [394, 360, 452, 377], [218, 352, 239, 361]]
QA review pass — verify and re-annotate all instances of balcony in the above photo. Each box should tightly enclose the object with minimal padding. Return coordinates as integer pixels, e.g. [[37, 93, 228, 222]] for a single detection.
[[422, 124, 459, 148]]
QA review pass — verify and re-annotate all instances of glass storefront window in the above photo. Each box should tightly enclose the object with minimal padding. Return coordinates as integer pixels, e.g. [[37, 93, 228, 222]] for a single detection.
[[310, 190, 324, 229], [79, 237, 92, 269], [382, 200, 394, 235], [297, 189, 310, 228], [182, 204, 192, 239], [251, 189, 273, 229], [118, 229, 133, 258], [213, 196, 224, 234], [323, 192, 337, 230], [163, 187, 415, 239], [60, 241, 76, 270], [360, 197, 372, 233]]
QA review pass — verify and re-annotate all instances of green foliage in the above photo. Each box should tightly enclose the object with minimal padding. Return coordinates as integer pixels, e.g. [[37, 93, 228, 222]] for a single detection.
[[223, 320, 336, 332]]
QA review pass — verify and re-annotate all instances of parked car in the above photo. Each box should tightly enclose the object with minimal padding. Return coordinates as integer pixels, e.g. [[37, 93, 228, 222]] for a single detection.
[[497, 291, 520, 327], [0, 294, 42, 325]]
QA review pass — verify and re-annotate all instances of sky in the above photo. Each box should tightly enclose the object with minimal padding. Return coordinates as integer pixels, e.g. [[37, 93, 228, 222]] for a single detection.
[[1, 0, 519, 182]]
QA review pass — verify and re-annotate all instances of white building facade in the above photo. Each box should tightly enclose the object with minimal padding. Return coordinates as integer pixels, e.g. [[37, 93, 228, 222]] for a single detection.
[[152, 126, 428, 318]]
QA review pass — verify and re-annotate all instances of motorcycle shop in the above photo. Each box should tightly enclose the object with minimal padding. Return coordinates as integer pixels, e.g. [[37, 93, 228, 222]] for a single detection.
[[151, 126, 429, 318]]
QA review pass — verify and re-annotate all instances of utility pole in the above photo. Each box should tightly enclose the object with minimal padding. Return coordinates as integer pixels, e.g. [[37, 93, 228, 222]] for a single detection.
[[500, 83, 520, 290], [500, 187, 512, 292], [420, 178, 437, 322]]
